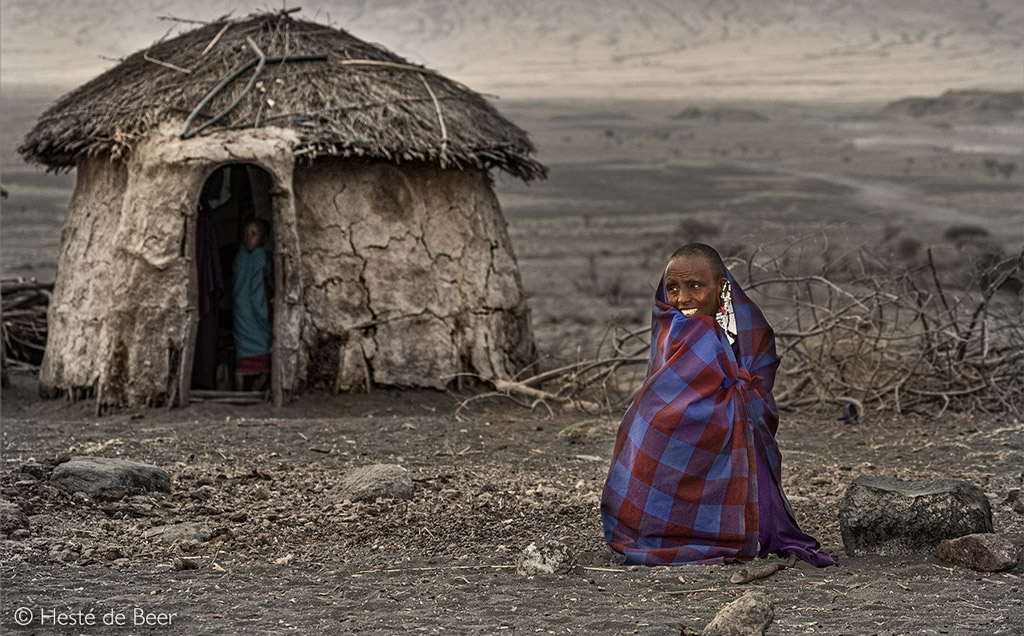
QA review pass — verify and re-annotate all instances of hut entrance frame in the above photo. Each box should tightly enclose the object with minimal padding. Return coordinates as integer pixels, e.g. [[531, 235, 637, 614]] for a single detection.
[[182, 158, 288, 407]]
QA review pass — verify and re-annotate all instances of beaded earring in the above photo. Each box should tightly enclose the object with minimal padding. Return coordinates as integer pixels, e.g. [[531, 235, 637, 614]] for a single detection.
[[716, 280, 734, 342]]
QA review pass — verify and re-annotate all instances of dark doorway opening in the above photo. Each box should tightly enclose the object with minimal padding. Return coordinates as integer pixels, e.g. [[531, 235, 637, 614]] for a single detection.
[[191, 164, 274, 394]]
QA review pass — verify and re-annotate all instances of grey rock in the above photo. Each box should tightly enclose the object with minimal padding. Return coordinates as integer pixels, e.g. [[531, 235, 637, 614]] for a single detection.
[[142, 522, 214, 544], [50, 456, 171, 494], [934, 533, 1020, 572], [20, 462, 45, 479], [516, 538, 576, 575], [839, 477, 992, 556], [329, 464, 414, 503], [1, 500, 29, 535], [703, 591, 775, 636], [173, 556, 201, 571]]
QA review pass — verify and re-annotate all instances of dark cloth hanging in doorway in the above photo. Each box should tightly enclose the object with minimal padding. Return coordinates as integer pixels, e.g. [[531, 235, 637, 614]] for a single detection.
[[191, 208, 224, 390]]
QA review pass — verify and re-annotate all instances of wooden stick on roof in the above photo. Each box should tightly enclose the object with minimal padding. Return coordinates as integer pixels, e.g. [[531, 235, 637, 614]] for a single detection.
[[201, 22, 232, 55]]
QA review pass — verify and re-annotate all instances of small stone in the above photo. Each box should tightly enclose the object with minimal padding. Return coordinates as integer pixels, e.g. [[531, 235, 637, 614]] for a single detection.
[[934, 533, 1020, 572], [104, 547, 125, 560], [173, 557, 200, 571], [839, 477, 992, 556], [0, 500, 29, 535], [50, 456, 171, 494], [60, 549, 78, 562], [702, 591, 774, 636], [177, 539, 203, 554], [142, 522, 214, 544], [20, 462, 45, 479], [12, 529, 30, 540], [329, 464, 415, 503], [1013, 500, 1024, 515], [190, 485, 216, 501], [227, 511, 248, 522], [516, 538, 576, 575]]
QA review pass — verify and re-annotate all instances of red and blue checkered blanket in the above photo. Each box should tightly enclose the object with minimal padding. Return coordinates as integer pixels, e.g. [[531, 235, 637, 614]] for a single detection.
[[601, 271, 833, 566]]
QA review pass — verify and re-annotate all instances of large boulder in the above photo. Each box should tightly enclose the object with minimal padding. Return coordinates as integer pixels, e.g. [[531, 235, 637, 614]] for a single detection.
[[702, 591, 775, 636], [329, 464, 414, 503], [49, 456, 171, 494], [839, 476, 992, 556], [934, 533, 1020, 572]]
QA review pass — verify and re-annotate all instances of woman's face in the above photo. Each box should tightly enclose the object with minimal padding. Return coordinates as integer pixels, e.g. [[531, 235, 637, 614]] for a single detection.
[[664, 255, 725, 317]]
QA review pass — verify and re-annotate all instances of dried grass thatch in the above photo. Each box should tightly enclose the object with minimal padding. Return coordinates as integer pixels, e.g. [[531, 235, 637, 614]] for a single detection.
[[19, 10, 546, 181]]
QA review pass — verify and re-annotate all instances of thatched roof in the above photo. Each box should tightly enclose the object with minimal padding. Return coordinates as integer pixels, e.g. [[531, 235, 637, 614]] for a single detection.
[[19, 11, 546, 181]]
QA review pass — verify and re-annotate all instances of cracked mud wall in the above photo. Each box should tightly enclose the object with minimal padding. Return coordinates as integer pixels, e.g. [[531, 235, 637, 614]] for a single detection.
[[41, 126, 300, 408], [293, 158, 534, 391], [39, 154, 128, 398]]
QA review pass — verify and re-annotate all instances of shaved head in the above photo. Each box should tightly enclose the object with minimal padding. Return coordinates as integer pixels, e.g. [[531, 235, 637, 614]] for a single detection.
[[668, 243, 726, 281]]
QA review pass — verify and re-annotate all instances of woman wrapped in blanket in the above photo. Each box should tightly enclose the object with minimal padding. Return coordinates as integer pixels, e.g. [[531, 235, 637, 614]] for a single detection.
[[600, 243, 836, 567]]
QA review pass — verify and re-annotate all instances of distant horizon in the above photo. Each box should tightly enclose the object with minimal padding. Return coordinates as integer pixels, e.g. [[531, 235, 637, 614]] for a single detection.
[[10, 80, 1012, 105], [2, 0, 1021, 103]]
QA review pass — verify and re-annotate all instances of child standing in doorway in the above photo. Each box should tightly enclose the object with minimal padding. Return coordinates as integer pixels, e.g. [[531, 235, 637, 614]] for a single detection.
[[233, 219, 273, 391]]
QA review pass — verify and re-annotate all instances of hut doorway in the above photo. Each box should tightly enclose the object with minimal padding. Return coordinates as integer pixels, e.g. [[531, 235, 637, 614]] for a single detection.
[[190, 164, 276, 397]]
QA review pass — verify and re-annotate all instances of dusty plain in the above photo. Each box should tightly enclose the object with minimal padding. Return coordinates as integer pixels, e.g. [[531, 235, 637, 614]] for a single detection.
[[2, 95, 1023, 634]]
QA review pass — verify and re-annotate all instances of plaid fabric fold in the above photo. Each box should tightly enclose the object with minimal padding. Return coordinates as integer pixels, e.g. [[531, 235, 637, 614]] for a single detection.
[[600, 270, 786, 565]]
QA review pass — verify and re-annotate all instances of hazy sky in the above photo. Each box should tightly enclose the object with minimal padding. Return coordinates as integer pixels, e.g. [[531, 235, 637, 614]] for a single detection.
[[2, 0, 1022, 100]]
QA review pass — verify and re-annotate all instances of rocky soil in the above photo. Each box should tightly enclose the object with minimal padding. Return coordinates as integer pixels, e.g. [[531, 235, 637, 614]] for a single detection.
[[2, 374, 1022, 634]]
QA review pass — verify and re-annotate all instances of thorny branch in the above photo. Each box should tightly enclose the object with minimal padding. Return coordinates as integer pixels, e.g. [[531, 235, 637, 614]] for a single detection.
[[2, 278, 50, 386], [467, 248, 1022, 419]]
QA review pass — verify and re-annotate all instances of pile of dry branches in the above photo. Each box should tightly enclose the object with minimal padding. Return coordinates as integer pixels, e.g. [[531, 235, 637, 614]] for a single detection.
[[482, 247, 1023, 418], [2, 278, 51, 377], [748, 247, 1022, 416]]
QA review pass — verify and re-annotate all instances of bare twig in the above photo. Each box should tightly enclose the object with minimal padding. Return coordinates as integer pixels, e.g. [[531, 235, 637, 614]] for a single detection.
[[730, 554, 797, 584]]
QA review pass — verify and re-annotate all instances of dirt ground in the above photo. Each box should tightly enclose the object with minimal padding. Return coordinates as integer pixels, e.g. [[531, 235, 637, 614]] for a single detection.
[[2, 96, 1023, 634], [2, 373, 1023, 635]]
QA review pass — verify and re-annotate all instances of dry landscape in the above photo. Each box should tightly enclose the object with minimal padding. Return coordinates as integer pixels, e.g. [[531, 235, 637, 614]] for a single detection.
[[2, 91, 1023, 634]]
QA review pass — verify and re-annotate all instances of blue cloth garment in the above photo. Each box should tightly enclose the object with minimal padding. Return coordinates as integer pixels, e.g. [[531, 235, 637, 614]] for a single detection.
[[232, 245, 273, 360]]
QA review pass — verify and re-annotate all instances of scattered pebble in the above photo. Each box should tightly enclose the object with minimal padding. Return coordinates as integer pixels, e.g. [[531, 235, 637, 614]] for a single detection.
[[142, 522, 216, 544], [20, 462, 45, 479], [329, 464, 415, 503], [516, 538, 576, 575], [0, 500, 29, 536], [934, 533, 1021, 572], [702, 591, 774, 636]]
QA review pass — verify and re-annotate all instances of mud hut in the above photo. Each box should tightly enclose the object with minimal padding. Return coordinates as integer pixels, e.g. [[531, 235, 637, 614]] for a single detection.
[[19, 10, 546, 409]]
